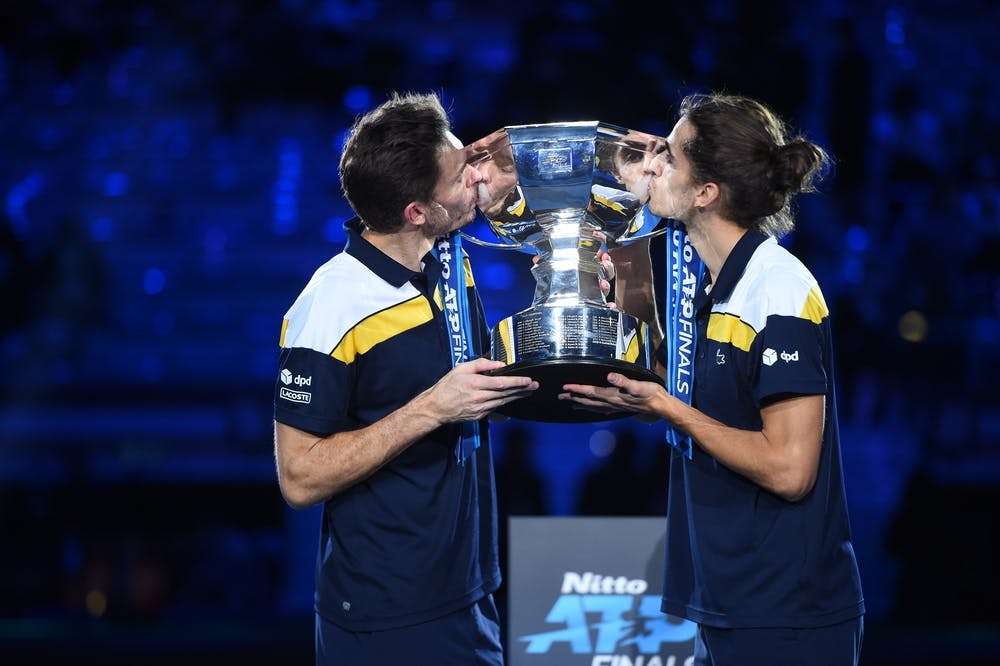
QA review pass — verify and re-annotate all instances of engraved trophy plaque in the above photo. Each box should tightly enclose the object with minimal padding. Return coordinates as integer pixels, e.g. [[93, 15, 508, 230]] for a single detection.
[[465, 122, 667, 422]]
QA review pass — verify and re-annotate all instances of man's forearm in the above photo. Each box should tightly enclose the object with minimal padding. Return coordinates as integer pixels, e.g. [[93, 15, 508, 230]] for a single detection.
[[275, 388, 446, 508]]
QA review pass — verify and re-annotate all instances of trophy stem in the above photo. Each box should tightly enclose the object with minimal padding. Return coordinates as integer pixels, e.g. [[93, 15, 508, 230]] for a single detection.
[[529, 214, 606, 308], [530, 259, 606, 307]]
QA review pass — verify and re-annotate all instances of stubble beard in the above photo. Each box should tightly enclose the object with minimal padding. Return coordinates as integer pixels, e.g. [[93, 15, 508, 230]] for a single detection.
[[426, 202, 475, 239], [650, 184, 697, 224]]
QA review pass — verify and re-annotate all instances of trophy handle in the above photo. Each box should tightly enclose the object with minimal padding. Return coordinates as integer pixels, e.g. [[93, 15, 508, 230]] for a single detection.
[[459, 231, 528, 251]]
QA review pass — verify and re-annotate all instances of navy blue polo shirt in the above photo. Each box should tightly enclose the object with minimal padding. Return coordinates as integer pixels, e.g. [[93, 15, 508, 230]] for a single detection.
[[660, 230, 864, 628], [273, 218, 500, 632]]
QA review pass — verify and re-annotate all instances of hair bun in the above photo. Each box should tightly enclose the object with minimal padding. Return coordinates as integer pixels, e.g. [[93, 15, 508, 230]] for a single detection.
[[772, 140, 826, 194]]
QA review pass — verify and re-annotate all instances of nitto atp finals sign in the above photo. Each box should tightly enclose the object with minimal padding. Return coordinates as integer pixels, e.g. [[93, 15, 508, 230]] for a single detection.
[[508, 517, 696, 666]]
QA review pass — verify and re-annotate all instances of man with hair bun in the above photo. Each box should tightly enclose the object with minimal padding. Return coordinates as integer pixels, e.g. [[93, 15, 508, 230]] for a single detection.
[[561, 93, 865, 665]]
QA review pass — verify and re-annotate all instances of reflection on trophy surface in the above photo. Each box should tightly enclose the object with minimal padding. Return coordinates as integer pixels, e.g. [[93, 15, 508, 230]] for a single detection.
[[465, 122, 667, 422]]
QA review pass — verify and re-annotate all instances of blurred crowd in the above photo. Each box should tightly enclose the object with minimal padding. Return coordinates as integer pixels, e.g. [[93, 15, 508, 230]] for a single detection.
[[0, 0, 998, 656]]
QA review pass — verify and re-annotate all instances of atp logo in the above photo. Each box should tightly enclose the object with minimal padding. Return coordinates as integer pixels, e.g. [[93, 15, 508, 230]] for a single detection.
[[517, 572, 696, 665]]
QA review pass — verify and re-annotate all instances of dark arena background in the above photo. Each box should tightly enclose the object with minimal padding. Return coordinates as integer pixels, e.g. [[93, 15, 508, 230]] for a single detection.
[[1, 1, 998, 664]]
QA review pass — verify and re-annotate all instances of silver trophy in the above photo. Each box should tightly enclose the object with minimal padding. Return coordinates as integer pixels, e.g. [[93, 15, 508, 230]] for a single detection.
[[465, 122, 667, 422]]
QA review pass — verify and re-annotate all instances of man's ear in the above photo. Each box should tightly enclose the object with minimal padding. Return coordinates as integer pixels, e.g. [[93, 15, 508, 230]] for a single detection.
[[404, 201, 429, 228], [694, 181, 720, 209]]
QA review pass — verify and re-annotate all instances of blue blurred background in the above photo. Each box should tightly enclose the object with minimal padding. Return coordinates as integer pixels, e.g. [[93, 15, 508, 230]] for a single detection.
[[1, 0, 998, 663]]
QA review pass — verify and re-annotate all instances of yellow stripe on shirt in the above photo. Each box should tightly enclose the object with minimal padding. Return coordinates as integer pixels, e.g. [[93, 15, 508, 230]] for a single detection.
[[706, 313, 757, 352], [332, 296, 434, 363], [800, 285, 829, 324], [279, 318, 290, 347]]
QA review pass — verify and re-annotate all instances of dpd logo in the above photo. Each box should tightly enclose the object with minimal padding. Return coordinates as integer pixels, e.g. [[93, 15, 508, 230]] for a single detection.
[[280, 369, 312, 386]]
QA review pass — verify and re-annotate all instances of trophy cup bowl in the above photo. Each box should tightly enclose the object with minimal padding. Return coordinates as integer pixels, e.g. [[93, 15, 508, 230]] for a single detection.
[[465, 122, 667, 422]]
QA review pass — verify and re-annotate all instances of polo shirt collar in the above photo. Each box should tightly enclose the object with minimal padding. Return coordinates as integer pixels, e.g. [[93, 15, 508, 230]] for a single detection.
[[343, 217, 439, 288], [695, 229, 770, 309]]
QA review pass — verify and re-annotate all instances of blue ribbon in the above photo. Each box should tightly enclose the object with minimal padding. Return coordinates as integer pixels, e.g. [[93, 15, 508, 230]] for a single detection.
[[433, 232, 482, 464], [663, 220, 703, 458]]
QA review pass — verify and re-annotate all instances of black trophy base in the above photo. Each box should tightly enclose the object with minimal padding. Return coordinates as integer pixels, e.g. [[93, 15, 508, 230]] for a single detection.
[[490, 357, 661, 423]]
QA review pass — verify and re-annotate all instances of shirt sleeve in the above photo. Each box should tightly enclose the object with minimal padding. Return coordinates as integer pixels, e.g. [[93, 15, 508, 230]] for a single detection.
[[751, 314, 828, 404], [273, 346, 358, 436]]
